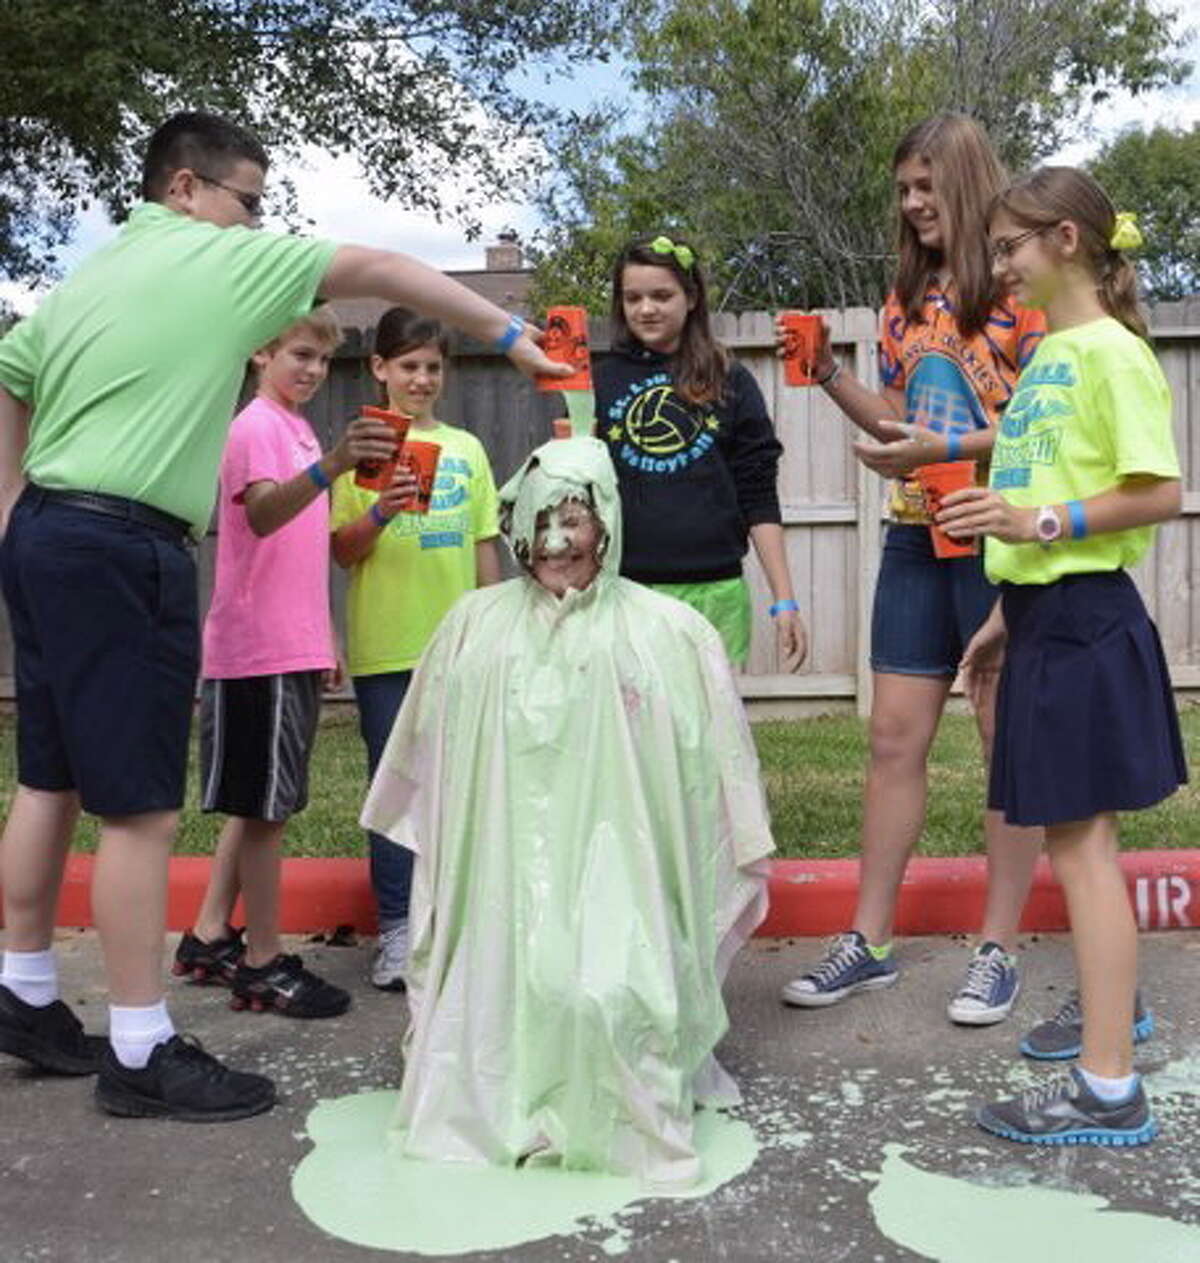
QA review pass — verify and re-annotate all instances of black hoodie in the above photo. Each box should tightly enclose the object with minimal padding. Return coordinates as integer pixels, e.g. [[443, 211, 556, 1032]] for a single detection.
[[593, 344, 783, 584]]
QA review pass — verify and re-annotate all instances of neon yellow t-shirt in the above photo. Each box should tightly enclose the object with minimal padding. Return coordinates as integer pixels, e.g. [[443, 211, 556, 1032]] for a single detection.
[[331, 421, 500, 674], [986, 317, 1180, 586]]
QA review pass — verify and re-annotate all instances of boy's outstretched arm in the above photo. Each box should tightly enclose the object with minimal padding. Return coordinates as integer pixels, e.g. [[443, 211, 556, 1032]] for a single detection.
[[0, 386, 28, 534], [319, 246, 570, 382]]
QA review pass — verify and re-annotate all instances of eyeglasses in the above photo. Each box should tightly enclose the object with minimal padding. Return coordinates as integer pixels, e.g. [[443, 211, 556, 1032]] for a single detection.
[[989, 226, 1044, 262], [194, 172, 263, 220]]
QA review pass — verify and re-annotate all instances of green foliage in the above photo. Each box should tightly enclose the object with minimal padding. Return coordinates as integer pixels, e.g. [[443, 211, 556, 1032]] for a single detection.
[[0, 0, 626, 284], [531, 0, 1191, 311], [1089, 124, 1200, 302]]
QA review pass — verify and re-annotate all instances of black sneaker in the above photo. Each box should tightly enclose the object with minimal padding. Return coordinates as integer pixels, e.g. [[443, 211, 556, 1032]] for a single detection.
[[230, 954, 351, 1019], [0, 984, 106, 1075], [95, 1035, 276, 1122], [172, 927, 246, 986]]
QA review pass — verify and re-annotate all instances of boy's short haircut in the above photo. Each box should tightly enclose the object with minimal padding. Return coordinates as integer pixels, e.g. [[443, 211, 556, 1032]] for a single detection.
[[142, 111, 270, 201], [261, 305, 343, 357]]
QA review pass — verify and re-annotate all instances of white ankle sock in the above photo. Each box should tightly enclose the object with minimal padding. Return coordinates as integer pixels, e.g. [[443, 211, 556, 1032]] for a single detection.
[[109, 1001, 175, 1069], [1, 949, 59, 1007], [1078, 1066, 1138, 1102]]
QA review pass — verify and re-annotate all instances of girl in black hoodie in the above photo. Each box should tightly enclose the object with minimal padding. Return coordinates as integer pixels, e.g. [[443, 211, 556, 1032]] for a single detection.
[[593, 234, 805, 671]]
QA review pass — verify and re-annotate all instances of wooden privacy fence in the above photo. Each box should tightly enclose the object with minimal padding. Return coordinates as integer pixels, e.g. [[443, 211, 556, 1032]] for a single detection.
[[3, 302, 1199, 716]]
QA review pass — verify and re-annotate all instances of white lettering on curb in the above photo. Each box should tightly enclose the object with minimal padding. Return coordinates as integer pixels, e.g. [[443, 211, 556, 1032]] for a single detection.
[[1134, 876, 1194, 929]]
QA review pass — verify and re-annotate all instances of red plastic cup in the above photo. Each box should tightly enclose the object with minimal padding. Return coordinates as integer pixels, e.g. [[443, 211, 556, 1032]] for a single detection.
[[779, 311, 822, 386], [535, 306, 592, 392], [396, 440, 441, 514], [916, 460, 979, 558], [353, 406, 412, 491]]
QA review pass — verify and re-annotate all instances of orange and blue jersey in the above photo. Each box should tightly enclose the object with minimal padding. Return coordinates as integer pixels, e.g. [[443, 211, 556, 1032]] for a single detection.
[[879, 283, 1044, 521]]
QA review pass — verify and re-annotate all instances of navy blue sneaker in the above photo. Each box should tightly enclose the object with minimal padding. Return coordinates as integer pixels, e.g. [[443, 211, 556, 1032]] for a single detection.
[[780, 931, 897, 1008], [977, 1067, 1156, 1147], [1020, 989, 1154, 1060], [947, 942, 1020, 1026]]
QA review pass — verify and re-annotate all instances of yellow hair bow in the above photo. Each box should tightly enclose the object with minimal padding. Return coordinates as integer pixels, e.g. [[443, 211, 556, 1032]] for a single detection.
[[649, 235, 695, 271], [1110, 212, 1143, 251]]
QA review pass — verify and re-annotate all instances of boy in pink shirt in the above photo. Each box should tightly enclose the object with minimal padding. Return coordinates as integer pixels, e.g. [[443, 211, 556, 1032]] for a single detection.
[[176, 307, 400, 1017]]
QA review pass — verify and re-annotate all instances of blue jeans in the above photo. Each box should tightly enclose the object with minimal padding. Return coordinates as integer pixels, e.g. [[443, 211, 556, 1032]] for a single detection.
[[353, 671, 413, 929], [870, 524, 997, 677]]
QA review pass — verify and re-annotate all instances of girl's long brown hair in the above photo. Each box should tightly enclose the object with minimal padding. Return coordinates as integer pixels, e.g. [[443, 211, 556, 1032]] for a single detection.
[[989, 167, 1148, 340], [610, 236, 728, 405], [893, 113, 1009, 339]]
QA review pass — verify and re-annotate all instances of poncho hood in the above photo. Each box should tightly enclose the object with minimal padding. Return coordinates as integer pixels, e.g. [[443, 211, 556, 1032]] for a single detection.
[[498, 436, 622, 578]]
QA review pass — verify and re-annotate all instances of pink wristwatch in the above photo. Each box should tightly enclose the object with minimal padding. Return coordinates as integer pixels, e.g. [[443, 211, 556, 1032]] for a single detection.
[[1035, 504, 1062, 546]]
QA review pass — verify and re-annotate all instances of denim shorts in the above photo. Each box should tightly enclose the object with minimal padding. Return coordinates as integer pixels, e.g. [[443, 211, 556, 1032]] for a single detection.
[[870, 524, 997, 678], [1, 487, 198, 815]]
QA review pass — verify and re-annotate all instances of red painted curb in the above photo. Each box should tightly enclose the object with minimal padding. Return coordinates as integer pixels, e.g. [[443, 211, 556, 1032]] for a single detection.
[[32, 850, 1200, 937]]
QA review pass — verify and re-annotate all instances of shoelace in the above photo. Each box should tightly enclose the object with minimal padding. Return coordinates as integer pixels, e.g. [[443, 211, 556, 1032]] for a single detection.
[[1048, 990, 1082, 1026], [959, 951, 1006, 1002], [166, 1034, 230, 1079], [1019, 1073, 1077, 1113], [377, 926, 409, 968], [807, 935, 865, 987]]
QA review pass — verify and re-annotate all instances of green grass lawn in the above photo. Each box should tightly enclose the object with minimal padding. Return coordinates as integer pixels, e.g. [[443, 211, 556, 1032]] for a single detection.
[[2, 705, 1196, 860]]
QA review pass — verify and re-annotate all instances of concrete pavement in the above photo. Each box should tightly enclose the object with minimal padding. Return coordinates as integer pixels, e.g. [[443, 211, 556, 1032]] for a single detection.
[[3, 929, 1199, 1262]]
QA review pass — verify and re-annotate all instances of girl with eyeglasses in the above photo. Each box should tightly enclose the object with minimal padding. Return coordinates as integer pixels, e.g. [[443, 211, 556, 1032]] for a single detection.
[[592, 234, 807, 674], [939, 167, 1183, 1147], [778, 113, 1046, 1028]]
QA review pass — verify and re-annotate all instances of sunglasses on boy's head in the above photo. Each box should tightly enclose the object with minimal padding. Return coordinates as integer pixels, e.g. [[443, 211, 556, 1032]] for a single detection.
[[194, 172, 263, 220]]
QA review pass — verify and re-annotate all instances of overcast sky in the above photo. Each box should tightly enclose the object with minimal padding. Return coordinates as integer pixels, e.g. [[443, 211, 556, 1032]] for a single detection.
[[3, 42, 1198, 316]]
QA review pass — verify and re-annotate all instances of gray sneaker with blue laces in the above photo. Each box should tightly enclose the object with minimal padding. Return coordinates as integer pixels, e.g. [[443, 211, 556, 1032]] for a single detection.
[[976, 1066, 1156, 1147], [1020, 987, 1154, 1060], [780, 930, 898, 1008], [947, 941, 1020, 1026]]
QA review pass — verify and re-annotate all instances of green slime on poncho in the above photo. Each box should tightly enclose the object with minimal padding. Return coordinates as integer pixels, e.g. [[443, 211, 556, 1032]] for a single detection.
[[361, 437, 773, 1188]]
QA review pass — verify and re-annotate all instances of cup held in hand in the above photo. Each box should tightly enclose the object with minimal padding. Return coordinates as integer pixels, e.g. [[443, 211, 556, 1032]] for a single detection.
[[354, 406, 412, 490], [779, 312, 822, 386], [535, 306, 592, 392], [916, 459, 978, 558], [397, 440, 441, 514]]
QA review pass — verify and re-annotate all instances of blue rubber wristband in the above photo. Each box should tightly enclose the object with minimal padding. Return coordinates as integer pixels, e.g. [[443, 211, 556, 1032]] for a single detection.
[[945, 431, 962, 461], [769, 599, 800, 617], [369, 502, 392, 528], [1066, 499, 1088, 539], [306, 461, 331, 491], [493, 314, 526, 353]]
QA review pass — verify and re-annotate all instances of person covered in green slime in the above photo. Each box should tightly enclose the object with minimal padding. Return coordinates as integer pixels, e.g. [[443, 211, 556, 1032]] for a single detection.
[[361, 436, 773, 1188]]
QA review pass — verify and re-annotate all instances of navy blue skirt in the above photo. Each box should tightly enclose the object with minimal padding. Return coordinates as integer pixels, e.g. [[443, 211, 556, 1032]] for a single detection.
[[989, 570, 1187, 827]]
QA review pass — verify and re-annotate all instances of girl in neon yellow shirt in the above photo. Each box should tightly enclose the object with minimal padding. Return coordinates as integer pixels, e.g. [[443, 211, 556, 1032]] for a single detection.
[[332, 308, 500, 991], [942, 168, 1184, 1148]]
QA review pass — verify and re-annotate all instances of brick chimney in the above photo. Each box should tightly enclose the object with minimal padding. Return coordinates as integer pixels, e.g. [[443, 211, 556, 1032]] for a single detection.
[[485, 230, 523, 272]]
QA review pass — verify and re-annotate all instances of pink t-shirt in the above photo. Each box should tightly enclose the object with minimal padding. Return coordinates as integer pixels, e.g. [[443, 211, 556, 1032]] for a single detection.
[[202, 396, 335, 678]]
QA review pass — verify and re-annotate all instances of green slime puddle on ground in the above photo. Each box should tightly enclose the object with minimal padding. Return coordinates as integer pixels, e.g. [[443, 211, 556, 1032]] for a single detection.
[[869, 1052, 1200, 1261], [292, 1090, 758, 1256], [869, 1144, 1200, 1262]]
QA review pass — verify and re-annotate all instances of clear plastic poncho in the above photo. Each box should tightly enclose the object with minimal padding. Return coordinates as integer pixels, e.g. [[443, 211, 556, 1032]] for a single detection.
[[361, 436, 773, 1188]]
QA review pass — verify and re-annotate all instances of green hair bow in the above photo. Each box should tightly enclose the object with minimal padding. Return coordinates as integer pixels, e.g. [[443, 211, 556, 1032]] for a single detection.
[[1110, 212, 1144, 251], [649, 235, 695, 271]]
